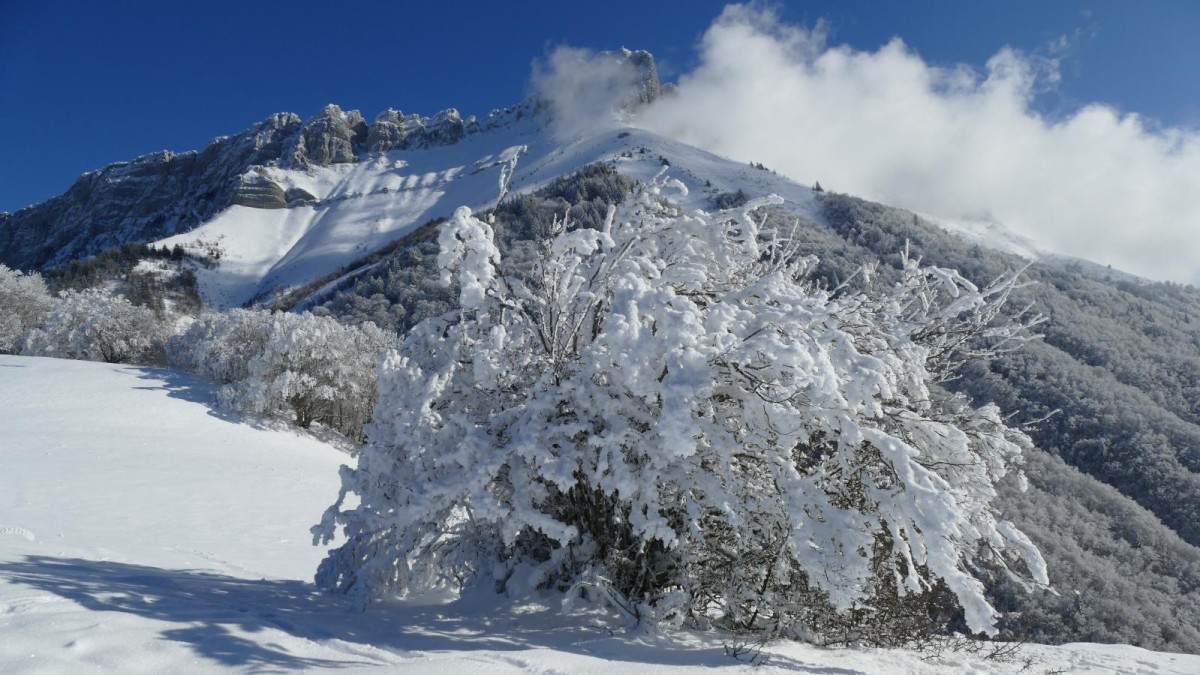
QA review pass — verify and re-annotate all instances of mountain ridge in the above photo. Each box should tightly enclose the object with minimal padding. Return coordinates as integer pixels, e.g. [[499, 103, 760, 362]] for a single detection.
[[0, 46, 666, 276]]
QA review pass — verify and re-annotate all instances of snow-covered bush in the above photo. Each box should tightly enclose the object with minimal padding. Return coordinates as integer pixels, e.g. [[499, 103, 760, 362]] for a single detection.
[[0, 264, 53, 353], [174, 309, 394, 440], [170, 309, 272, 384], [314, 179, 1047, 643], [21, 287, 168, 364]]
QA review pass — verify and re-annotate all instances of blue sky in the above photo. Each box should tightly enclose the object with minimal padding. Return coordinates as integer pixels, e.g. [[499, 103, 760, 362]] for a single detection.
[[1, 0, 1197, 213]]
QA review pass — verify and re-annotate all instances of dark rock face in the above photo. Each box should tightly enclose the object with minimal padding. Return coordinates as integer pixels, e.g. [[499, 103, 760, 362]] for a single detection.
[[284, 187, 317, 207], [288, 104, 369, 167], [590, 48, 662, 111], [0, 112, 304, 271], [366, 109, 409, 153], [365, 108, 475, 153], [231, 171, 287, 209], [421, 109, 468, 147], [617, 48, 662, 107]]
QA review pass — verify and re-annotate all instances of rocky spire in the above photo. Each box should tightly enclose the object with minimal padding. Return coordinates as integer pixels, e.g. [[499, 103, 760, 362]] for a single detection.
[[607, 47, 662, 108], [287, 104, 369, 167]]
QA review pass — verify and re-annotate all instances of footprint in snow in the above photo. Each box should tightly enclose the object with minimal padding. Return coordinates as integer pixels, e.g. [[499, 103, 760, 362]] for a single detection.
[[0, 526, 35, 541]]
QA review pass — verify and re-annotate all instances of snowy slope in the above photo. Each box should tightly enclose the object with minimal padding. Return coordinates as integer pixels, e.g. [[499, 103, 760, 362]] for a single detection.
[[918, 212, 1042, 260], [0, 356, 352, 671], [155, 116, 826, 309], [2, 354, 1199, 673]]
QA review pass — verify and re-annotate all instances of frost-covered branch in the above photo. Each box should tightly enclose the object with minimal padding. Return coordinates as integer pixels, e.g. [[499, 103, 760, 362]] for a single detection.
[[315, 178, 1047, 643]]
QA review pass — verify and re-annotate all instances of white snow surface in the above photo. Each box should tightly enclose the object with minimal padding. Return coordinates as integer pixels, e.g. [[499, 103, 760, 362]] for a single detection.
[[155, 117, 826, 309], [2, 354, 1198, 673]]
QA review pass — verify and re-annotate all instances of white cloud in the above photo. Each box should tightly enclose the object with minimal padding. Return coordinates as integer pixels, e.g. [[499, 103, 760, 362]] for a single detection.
[[530, 46, 644, 141], [635, 4, 1200, 285]]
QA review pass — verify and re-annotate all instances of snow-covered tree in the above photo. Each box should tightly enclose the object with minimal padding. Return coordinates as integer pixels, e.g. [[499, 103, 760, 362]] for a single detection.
[[314, 178, 1047, 643], [0, 264, 53, 354], [21, 287, 167, 364], [170, 309, 273, 384], [174, 309, 395, 440]]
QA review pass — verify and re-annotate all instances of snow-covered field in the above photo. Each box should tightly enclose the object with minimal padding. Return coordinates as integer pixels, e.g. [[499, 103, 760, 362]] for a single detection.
[[2, 354, 1197, 673]]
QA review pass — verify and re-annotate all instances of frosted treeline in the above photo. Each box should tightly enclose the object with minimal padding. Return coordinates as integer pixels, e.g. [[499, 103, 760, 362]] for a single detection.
[[171, 310, 394, 440], [0, 264, 392, 440], [21, 288, 167, 364], [0, 264, 53, 353]]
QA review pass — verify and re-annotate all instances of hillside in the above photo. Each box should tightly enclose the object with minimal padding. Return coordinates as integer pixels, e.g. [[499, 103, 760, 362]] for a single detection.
[[1, 354, 1198, 673], [276, 165, 1200, 653], [153, 122, 822, 309]]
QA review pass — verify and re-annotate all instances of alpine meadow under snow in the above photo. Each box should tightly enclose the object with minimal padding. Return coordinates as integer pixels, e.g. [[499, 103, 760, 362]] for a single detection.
[[4, 12, 1200, 673]]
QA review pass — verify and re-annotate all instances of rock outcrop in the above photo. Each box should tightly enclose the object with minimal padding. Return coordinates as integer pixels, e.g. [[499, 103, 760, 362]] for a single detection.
[[0, 112, 303, 271], [231, 171, 287, 209], [366, 108, 474, 153], [287, 104, 368, 167], [612, 48, 662, 108], [366, 109, 409, 153]]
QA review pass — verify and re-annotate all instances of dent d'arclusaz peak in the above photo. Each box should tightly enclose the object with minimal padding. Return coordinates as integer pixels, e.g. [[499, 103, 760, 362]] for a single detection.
[[0, 48, 662, 274]]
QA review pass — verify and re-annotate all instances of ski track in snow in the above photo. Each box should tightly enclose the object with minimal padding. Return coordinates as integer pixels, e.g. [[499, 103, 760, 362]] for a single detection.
[[2, 354, 1198, 673]]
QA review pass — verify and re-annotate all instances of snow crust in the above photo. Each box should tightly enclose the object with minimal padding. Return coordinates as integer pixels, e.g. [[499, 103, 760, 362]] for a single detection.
[[3, 355, 1199, 672]]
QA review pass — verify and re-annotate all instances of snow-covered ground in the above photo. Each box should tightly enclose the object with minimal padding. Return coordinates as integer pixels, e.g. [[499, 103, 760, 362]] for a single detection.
[[2, 354, 1197, 673]]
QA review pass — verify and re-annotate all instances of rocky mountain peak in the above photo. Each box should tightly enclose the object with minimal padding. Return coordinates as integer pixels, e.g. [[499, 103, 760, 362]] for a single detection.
[[286, 104, 369, 167], [608, 47, 662, 108], [0, 47, 662, 272], [365, 107, 477, 153]]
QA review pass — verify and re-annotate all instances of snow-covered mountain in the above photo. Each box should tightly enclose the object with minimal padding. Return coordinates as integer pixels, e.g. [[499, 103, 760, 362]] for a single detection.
[[0, 47, 1015, 310], [0, 104, 510, 274], [0, 46, 1141, 312], [162, 121, 829, 308], [0, 50, 668, 298]]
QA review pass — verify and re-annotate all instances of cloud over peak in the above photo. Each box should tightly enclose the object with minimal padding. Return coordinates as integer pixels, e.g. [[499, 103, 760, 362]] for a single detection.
[[621, 4, 1200, 284]]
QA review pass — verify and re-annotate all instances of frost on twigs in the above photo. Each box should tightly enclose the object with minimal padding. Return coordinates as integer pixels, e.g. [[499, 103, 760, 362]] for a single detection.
[[0, 264, 53, 354], [172, 309, 395, 440], [20, 287, 167, 365], [314, 177, 1047, 645]]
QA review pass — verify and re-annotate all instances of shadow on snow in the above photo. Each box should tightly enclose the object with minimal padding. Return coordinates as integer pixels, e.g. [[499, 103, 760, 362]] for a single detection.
[[0, 555, 863, 673], [127, 365, 352, 448]]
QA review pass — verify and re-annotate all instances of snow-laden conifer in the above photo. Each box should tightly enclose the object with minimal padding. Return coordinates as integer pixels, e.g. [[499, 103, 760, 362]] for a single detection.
[[314, 177, 1047, 641]]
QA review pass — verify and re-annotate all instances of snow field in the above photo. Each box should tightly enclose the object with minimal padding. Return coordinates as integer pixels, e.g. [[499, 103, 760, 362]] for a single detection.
[[2, 354, 1199, 672]]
